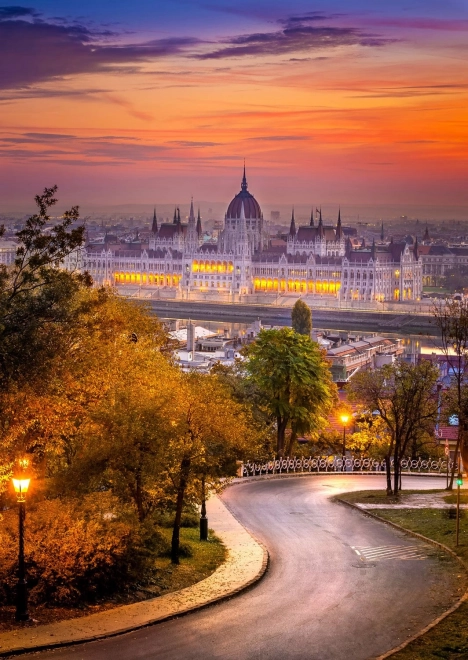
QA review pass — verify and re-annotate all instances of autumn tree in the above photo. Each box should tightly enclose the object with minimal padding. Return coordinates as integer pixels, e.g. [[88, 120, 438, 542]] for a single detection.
[[243, 328, 337, 457], [432, 299, 468, 486], [348, 360, 439, 495], [162, 371, 259, 564], [291, 299, 312, 335]]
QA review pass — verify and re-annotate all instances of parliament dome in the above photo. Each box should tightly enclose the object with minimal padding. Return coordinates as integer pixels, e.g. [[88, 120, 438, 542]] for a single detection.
[[226, 168, 262, 219]]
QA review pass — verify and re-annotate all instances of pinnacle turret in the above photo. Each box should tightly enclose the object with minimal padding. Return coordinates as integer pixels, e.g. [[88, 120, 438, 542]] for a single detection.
[[336, 208, 343, 240], [151, 208, 158, 234], [289, 208, 296, 237]]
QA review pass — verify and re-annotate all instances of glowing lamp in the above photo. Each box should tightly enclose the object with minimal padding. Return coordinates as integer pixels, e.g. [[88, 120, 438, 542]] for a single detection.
[[12, 478, 30, 501], [340, 414, 350, 425], [457, 477, 463, 487]]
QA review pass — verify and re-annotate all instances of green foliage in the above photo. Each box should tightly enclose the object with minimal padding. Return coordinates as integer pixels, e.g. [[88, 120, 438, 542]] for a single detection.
[[243, 327, 337, 456], [0, 186, 87, 390], [291, 299, 312, 335]]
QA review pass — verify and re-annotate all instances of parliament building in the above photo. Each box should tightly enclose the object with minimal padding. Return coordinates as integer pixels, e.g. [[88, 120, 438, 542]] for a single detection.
[[81, 169, 422, 303]]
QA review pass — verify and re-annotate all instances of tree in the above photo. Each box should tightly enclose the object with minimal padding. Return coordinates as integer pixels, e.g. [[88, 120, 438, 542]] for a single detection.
[[160, 371, 259, 563], [442, 267, 468, 294], [243, 328, 337, 457], [291, 299, 312, 335], [348, 360, 439, 495], [432, 299, 468, 487]]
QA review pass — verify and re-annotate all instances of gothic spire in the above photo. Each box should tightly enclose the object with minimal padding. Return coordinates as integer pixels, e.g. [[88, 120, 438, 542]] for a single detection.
[[380, 221, 384, 242], [173, 207, 177, 224], [336, 207, 343, 239], [423, 223, 430, 242], [196, 209, 202, 237], [241, 161, 248, 191], [317, 207, 324, 238], [289, 207, 296, 237], [189, 197, 195, 224], [151, 207, 158, 234], [177, 207, 181, 225], [310, 208, 315, 227]]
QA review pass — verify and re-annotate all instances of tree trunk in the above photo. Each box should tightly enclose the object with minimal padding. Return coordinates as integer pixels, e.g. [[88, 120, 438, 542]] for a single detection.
[[285, 426, 297, 457], [135, 466, 144, 522], [171, 456, 191, 565], [385, 454, 392, 495], [449, 432, 462, 490], [460, 417, 468, 475], [393, 445, 400, 496], [277, 417, 288, 458]]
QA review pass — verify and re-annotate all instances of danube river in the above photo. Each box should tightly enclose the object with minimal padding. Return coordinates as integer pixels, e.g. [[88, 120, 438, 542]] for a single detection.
[[164, 316, 443, 357]]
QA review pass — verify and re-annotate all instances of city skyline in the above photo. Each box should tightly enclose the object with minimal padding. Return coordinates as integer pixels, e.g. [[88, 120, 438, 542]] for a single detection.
[[0, 1, 467, 213]]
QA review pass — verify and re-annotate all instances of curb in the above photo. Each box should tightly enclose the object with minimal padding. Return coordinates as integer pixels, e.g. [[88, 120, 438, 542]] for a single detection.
[[0, 496, 269, 658], [336, 498, 468, 660]]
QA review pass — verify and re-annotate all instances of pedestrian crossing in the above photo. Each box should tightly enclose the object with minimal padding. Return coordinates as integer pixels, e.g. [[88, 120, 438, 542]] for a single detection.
[[352, 545, 426, 561]]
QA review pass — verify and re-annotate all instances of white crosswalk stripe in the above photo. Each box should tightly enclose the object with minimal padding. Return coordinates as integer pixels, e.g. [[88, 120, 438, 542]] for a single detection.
[[351, 545, 426, 561]]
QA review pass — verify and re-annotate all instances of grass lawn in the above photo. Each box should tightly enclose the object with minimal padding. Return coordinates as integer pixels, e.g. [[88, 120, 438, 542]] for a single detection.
[[149, 527, 227, 596], [333, 489, 443, 506], [0, 527, 226, 632], [338, 489, 468, 659]]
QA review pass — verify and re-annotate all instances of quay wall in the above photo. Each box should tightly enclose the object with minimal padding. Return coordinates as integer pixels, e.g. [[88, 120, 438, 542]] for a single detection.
[[145, 300, 437, 336]]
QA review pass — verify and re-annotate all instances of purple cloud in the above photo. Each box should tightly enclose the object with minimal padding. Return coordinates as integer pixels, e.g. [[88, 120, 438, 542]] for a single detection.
[[194, 24, 392, 60], [0, 13, 201, 89], [0, 6, 38, 20]]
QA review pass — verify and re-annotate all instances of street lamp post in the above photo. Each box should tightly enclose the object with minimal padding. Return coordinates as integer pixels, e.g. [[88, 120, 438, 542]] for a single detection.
[[200, 475, 208, 541], [340, 414, 350, 472], [12, 465, 31, 622]]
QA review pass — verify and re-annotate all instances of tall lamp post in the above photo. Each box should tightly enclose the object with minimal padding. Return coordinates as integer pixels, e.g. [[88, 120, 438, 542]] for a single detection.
[[12, 462, 31, 622], [200, 475, 208, 541], [340, 414, 350, 472]]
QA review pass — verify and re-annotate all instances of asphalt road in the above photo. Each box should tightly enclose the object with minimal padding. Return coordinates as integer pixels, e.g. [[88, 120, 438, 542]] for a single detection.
[[24, 475, 459, 660]]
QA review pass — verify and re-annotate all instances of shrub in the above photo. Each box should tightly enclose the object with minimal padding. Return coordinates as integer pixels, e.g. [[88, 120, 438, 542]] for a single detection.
[[0, 493, 166, 606]]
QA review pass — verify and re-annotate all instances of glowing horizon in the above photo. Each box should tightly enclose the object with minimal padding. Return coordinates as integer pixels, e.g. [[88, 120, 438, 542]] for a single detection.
[[0, 1, 467, 215]]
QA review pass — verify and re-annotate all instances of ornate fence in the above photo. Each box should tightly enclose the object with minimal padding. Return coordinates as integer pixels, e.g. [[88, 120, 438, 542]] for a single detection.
[[242, 456, 453, 477]]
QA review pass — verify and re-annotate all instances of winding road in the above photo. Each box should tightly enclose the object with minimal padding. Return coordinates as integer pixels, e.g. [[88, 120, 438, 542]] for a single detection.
[[23, 475, 459, 660]]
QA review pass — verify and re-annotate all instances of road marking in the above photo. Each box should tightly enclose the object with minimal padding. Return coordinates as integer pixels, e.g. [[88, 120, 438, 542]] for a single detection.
[[352, 545, 426, 561]]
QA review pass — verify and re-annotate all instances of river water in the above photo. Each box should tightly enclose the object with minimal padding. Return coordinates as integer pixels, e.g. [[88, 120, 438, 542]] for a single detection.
[[164, 317, 444, 357]]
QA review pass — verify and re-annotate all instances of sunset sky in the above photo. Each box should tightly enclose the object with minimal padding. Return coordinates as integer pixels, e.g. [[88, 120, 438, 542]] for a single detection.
[[1, 1, 467, 215]]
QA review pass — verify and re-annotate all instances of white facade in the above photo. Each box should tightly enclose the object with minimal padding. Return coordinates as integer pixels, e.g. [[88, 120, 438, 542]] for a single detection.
[[82, 171, 422, 303]]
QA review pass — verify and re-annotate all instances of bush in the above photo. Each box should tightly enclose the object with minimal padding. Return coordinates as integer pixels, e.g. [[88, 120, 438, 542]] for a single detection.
[[0, 493, 167, 606]]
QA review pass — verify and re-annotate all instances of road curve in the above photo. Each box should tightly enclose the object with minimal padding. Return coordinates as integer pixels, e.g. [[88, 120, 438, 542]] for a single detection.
[[22, 475, 459, 660]]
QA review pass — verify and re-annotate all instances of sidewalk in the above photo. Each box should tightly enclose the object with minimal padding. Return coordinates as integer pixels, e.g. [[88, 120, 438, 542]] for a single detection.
[[0, 495, 268, 657]]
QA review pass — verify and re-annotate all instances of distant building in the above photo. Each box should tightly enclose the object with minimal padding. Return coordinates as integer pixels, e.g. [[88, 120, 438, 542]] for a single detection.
[[80, 168, 422, 303], [0, 240, 17, 266]]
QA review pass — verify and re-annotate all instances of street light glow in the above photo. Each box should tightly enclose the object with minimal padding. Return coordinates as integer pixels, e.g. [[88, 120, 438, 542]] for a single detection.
[[340, 414, 350, 425], [12, 478, 30, 500]]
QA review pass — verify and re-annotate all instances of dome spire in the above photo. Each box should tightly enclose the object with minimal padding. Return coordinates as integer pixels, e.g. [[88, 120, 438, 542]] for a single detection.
[[241, 160, 248, 191]]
